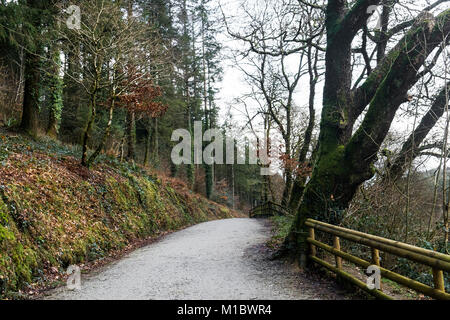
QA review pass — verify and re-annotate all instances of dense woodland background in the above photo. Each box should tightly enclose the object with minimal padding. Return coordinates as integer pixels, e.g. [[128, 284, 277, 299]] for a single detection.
[[0, 0, 450, 295], [0, 0, 275, 212]]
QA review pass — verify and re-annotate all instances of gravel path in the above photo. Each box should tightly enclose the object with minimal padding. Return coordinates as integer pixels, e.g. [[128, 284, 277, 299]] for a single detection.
[[45, 218, 350, 300]]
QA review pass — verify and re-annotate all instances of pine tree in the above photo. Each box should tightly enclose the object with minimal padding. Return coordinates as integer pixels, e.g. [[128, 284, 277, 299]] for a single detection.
[[20, 0, 45, 136]]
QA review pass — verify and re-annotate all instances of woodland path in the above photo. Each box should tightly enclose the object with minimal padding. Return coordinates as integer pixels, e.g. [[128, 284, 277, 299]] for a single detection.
[[45, 218, 350, 300]]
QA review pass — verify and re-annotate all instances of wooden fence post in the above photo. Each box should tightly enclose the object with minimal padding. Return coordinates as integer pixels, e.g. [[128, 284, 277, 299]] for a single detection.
[[333, 236, 342, 270], [371, 248, 382, 291], [432, 268, 445, 292], [309, 228, 316, 257], [371, 248, 381, 266]]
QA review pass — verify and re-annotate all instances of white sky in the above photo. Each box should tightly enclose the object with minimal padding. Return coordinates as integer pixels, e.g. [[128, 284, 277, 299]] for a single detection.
[[214, 0, 450, 172]]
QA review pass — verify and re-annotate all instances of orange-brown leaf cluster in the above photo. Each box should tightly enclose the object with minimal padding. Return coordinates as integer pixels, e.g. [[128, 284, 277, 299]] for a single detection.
[[117, 65, 168, 118]]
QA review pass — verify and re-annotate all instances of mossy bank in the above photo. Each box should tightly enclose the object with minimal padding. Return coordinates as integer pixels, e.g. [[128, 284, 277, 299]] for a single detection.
[[0, 131, 241, 298]]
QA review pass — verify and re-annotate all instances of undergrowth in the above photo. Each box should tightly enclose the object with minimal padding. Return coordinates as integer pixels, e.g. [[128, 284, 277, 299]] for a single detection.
[[267, 215, 294, 249]]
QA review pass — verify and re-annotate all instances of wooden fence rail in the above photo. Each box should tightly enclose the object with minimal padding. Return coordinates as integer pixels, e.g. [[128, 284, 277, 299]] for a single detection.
[[306, 218, 450, 300]]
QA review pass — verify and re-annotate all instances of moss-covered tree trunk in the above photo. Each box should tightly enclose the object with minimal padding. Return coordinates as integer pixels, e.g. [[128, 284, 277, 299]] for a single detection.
[[286, 1, 450, 266], [60, 39, 82, 143], [21, 49, 41, 137], [81, 62, 101, 167], [20, 0, 46, 137], [46, 43, 63, 138]]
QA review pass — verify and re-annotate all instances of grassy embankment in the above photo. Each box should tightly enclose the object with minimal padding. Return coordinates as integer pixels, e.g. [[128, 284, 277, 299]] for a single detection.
[[0, 130, 241, 298]]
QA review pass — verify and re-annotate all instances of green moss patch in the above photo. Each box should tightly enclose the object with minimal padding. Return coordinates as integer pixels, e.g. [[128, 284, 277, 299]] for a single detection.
[[0, 133, 240, 298]]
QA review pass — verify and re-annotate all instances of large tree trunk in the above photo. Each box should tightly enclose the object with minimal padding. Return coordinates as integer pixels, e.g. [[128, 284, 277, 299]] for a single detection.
[[21, 49, 41, 136], [180, 0, 195, 189], [286, 1, 450, 266], [60, 40, 82, 143], [47, 43, 63, 138], [20, 0, 45, 137]]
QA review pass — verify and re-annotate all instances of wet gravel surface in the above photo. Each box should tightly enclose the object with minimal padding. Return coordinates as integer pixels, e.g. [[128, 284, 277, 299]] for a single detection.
[[45, 218, 351, 300]]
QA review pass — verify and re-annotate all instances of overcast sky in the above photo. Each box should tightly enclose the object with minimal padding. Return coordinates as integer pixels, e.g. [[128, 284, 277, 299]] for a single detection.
[[216, 0, 316, 133], [214, 0, 450, 172]]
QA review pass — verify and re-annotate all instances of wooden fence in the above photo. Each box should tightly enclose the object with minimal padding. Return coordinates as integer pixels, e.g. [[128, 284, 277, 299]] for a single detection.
[[249, 201, 290, 218], [306, 218, 450, 300]]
